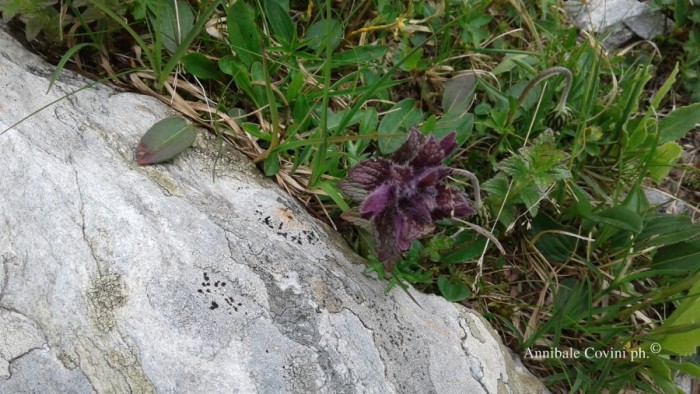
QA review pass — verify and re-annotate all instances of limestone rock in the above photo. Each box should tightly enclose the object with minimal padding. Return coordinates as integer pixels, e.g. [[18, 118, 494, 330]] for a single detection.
[[564, 0, 673, 48], [0, 27, 545, 393]]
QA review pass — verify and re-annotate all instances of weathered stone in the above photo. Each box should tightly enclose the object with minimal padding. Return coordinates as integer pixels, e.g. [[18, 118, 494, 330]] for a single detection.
[[564, 0, 673, 48], [0, 27, 546, 393]]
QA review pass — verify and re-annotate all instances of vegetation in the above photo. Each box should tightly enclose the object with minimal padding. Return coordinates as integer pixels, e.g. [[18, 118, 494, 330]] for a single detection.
[[2, 0, 700, 391]]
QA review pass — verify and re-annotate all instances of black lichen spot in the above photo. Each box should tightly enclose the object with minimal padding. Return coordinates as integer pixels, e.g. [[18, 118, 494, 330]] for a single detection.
[[263, 216, 273, 228], [197, 289, 203, 293], [289, 234, 302, 245], [303, 230, 319, 244], [214, 281, 220, 287], [203, 272, 210, 281], [210, 301, 219, 310], [278, 222, 283, 230], [277, 232, 288, 239], [221, 282, 226, 287], [206, 289, 211, 293]]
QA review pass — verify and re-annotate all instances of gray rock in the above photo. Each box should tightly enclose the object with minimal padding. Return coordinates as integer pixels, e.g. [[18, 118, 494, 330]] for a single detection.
[[644, 187, 693, 215], [0, 27, 545, 393], [564, 0, 673, 48]]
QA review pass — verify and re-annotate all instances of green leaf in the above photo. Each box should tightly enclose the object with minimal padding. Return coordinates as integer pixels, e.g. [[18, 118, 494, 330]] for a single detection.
[[665, 359, 700, 378], [530, 214, 578, 263], [442, 235, 488, 264], [182, 53, 220, 80], [23, 10, 51, 41], [621, 185, 649, 215], [250, 61, 267, 109], [675, 0, 689, 28], [432, 112, 473, 146], [492, 54, 533, 75], [330, 45, 387, 68], [570, 184, 593, 218], [657, 278, 700, 355], [498, 154, 529, 179], [263, 152, 279, 175], [658, 102, 700, 144], [149, 0, 195, 54], [553, 278, 591, 324], [263, 0, 295, 45], [442, 74, 476, 114], [156, 0, 221, 87], [651, 62, 679, 110], [226, 0, 261, 67], [219, 55, 259, 105], [1, 0, 27, 22], [519, 184, 542, 216], [648, 142, 683, 181], [241, 123, 271, 141], [399, 46, 423, 71], [315, 181, 350, 211], [636, 214, 700, 250], [437, 276, 470, 302], [285, 68, 305, 101], [591, 206, 643, 233], [305, 18, 342, 53], [652, 240, 700, 272], [136, 117, 198, 165], [48, 42, 100, 93], [377, 99, 423, 154]]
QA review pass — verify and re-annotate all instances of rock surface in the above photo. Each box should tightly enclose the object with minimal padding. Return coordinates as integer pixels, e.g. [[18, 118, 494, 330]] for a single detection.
[[564, 0, 673, 48], [0, 27, 545, 393]]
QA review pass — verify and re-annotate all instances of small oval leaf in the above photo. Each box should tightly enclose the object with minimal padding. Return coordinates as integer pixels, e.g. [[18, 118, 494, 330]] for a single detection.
[[437, 276, 471, 302], [263, 0, 295, 45], [182, 53, 221, 80], [136, 117, 198, 165], [148, 0, 195, 54], [442, 73, 476, 114], [305, 18, 343, 53]]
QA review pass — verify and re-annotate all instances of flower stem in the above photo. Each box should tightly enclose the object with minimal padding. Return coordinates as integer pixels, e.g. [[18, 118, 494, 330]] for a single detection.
[[507, 66, 573, 125], [451, 168, 481, 209]]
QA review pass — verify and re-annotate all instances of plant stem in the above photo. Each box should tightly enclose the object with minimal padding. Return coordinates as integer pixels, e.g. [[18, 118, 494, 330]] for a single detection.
[[451, 168, 481, 209], [507, 66, 573, 125], [254, 47, 282, 164]]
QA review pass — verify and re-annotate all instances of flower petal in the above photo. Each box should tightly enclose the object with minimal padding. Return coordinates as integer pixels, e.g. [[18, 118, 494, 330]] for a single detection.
[[390, 127, 424, 164], [373, 208, 402, 265], [439, 131, 458, 156], [360, 183, 395, 218], [339, 158, 392, 202], [394, 209, 428, 252], [398, 195, 433, 223], [412, 137, 445, 167], [414, 166, 452, 188], [433, 186, 476, 219], [336, 181, 368, 203], [412, 131, 458, 168]]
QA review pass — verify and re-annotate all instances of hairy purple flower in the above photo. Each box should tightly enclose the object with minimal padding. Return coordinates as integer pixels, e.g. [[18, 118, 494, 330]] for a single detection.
[[339, 127, 476, 269]]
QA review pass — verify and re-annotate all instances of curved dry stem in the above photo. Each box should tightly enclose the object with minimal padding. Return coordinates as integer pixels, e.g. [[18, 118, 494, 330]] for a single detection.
[[450, 168, 482, 209], [508, 66, 573, 125]]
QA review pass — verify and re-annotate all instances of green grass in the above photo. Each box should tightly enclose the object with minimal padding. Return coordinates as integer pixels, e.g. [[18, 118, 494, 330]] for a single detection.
[[3, 0, 700, 391]]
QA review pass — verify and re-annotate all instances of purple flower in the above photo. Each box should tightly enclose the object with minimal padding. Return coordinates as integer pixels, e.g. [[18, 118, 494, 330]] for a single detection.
[[339, 127, 476, 269]]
